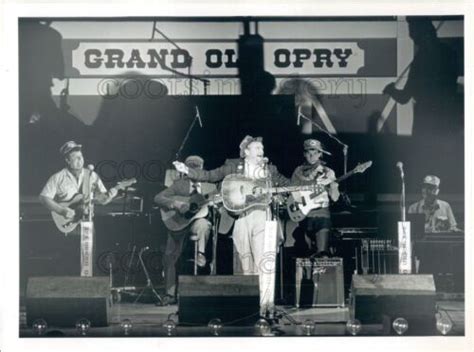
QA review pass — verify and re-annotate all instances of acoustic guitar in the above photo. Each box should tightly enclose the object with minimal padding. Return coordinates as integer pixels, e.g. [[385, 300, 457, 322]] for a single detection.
[[51, 178, 137, 234], [160, 192, 222, 232]]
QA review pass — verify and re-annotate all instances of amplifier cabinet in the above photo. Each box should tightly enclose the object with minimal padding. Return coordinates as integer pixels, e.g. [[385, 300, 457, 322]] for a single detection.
[[295, 257, 345, 308]]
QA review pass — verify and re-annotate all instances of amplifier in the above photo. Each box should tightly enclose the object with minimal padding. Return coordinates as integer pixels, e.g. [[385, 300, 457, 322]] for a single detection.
[[295, 257, 345, 308]]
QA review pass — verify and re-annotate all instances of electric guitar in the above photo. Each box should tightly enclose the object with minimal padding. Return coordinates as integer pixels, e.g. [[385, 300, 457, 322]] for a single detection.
[[287, 161, 372, 222], [160, 192, 222, 232], [51, 178, 137, 234]]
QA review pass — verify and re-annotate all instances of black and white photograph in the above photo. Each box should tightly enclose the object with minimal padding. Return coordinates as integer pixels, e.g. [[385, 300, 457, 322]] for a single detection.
[[1, 1, 472, 351]]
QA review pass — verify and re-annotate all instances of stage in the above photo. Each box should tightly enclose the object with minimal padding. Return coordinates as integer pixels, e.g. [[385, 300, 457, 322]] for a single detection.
[[19, 295, 465, 337]]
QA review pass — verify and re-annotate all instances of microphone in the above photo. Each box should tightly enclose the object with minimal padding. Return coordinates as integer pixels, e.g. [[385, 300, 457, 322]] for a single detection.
[[261, 157, 269, 164], [396, 161, 404, 178], [87, 164, 95, 172]]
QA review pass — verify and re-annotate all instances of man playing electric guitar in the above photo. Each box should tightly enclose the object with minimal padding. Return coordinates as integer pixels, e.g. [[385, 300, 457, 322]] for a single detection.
[[154, 155, 216, 305], [39, 141, 120, 227], [291, 139, 340, 258], [38, 141, 122, 275]]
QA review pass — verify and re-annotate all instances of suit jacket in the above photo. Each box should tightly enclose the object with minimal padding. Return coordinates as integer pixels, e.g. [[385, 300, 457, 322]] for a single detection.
[[187, 158, 290, 186]]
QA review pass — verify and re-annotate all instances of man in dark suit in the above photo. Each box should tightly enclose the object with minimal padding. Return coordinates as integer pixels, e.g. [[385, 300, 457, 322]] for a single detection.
[[155, 155, 215, 305]]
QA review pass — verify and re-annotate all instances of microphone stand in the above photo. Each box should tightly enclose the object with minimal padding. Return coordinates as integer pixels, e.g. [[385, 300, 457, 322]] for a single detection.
[[134, 247, 163, 306], [175, 106, 203, 160], [150, 21, 210, 95], [400, 172, 406, 222]]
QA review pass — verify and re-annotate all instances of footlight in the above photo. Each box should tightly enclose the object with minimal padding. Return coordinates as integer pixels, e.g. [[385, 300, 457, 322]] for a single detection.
[[75, 318, 91, 336], [254, 318, 272, 336], [32, 319, 48, 336], [120, 319, 133, 336], [208, 318, 223, 336], [345, 319, 362, 336], [162, 319, 177, 336], [392, 317, 408, 335], [302, 319, 315, 336]]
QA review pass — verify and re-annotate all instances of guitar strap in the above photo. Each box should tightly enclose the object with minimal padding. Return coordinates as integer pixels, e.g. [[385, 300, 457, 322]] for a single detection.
[[80, 169, 94, 277]]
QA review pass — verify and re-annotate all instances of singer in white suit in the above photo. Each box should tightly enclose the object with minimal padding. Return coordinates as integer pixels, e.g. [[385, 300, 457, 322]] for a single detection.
[[173, 135, 290, 316]]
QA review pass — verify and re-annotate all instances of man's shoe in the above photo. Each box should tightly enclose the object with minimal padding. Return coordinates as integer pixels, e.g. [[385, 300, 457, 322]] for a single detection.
[[196, 252, 206, 267], [161, 294, 177, 306]]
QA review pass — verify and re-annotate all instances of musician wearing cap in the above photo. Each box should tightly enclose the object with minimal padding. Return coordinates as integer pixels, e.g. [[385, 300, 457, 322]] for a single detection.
[[408, 175, 459, 233], [154, 155, 215, 305], [290, 139, 340, 257], [39, 141, 118, 220]]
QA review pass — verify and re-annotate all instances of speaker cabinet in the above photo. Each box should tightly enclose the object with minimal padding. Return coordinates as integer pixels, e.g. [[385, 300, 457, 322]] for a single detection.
[[351, 274, 436, 334], [178, 275, 260, 326], [26, 276, 112, 327], [295, 258, 345, 307]]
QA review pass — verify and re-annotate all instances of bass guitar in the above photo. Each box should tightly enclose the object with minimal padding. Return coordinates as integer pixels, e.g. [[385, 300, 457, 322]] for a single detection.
[[287, 161, 372, 222], [160, 192, 222, 232], [51, 178, 137, 234]]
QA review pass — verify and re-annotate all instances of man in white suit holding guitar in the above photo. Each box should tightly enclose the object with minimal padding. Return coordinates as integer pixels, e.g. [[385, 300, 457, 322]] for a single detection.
[[291, 139, 340, 258]]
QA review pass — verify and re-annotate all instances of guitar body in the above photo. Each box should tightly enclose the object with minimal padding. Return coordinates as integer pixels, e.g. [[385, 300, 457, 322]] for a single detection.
[[160, 194, 212, 232], [51, 194, 87, 234], [51, 178, 137, 234], [287, 190, 327, 222], [221, 174, 272, 213]]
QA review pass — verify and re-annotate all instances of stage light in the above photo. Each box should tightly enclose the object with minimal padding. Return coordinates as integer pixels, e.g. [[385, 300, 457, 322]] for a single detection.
[[120, 319, 133, 336], [345, 319, 362, 336], [436, 314, 453, 335], [32, 319, 48, 336], [392, 317, 408, 335], [302, 319, 315, 336], [208, 318, 223, 336], [162, 319, 177, 336], [75, 318, 91, 336], [254, 318, 272, 336]]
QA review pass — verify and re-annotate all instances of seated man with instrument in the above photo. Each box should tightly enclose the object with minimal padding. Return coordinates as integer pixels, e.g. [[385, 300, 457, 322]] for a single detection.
[[290, 139, 340, 258], [155, 155, 215, 305], [39, 141, 119, 229], [408, 175, 459, 233]]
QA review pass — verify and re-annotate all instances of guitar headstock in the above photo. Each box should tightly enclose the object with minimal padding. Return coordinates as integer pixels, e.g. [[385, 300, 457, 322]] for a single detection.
[[116, 178, 137, 190], [354, 161, 373, 174]]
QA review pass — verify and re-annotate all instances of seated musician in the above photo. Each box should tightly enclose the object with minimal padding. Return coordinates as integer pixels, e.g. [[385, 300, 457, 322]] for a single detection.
[[408, 175, 459, 233], [154, 155, 215, 305], [291, 139, 339, 258]]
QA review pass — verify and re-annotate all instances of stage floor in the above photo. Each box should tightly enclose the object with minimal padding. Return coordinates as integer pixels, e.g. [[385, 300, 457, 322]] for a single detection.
[[19, 298, 464, 337]]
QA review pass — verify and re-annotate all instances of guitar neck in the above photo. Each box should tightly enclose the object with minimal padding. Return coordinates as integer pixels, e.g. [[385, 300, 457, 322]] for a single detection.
[[270, 168, 361, 194], [270, 184, 316, 194]]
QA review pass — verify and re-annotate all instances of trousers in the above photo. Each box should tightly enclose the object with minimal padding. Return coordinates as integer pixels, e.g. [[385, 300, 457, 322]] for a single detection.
[[162, 218, 211, 296]]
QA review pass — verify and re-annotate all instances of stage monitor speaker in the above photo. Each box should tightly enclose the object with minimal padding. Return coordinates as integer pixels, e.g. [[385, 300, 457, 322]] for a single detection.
[[178, 275, 260, 326], [351, 274, 436, 335], [26, 276, 112, 327]]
